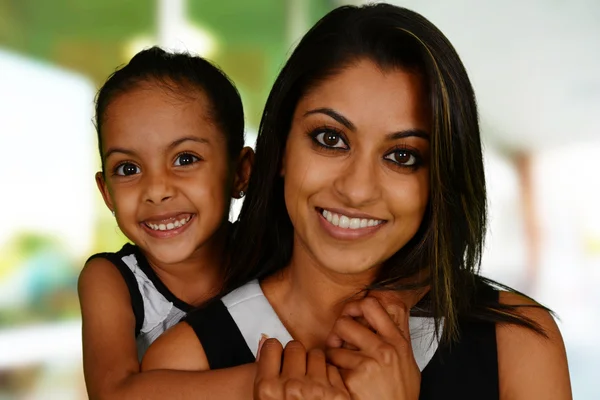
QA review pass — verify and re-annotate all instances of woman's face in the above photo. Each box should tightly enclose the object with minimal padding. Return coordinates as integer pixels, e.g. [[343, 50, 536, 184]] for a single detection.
[[282, 59, 430, 277]]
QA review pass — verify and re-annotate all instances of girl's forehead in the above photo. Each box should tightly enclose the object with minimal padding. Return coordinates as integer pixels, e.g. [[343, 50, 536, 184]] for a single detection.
[[101, 88, 225, 154]]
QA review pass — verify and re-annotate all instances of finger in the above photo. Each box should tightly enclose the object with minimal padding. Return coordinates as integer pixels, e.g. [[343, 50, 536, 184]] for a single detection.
[[369, 288, 425, 311], [341, 316, 372, 350], [306, 348, 328, 384], [326, 347, 365, 371], [281, 340, 307, 378], [326, 364, 348, 393], [256, 338, 283, 380], [342, 297, 409, 344], [256, 333, 269, 362], [326, 315, 382, 354]]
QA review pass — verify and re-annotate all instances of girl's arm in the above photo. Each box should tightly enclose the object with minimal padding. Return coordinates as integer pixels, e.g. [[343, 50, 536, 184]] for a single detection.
[[141, 322, 256, 399], [79, 257, 255, 400], [497, 291, 572, 399]]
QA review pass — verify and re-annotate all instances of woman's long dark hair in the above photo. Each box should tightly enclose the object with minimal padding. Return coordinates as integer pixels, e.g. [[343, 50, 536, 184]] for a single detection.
[[226, 3, 548, 342]]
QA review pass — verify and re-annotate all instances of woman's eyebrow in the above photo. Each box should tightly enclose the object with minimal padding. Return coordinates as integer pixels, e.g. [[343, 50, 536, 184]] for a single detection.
[[304, 108, 356, 131], [386, 129, 429, 141]]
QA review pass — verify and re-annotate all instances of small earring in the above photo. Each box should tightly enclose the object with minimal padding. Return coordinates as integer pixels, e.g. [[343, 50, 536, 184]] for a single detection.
[[111, 210, 116, 217], [239, 191, 245, 198]]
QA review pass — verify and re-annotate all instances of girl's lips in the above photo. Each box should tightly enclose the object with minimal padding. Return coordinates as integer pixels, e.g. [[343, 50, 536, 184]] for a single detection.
[[140, 214, 195, 239], [142, 212, 193, 225]]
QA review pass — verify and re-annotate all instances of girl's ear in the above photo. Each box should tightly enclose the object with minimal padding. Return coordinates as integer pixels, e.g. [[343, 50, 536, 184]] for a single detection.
[[232, 147, 255, 199], [95, 171, 115, 213]]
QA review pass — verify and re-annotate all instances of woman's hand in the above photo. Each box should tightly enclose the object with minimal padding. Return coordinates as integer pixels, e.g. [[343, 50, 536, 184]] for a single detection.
[[326, 297, 421, 400], [254, 338, 350, 400]]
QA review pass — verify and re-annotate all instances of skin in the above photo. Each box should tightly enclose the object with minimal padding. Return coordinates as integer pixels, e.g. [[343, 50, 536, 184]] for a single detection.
[[142, 60, 572, 399], [78, 83, 253, 399]]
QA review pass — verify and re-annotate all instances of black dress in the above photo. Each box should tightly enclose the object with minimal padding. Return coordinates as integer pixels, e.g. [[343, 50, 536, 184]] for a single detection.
[[183, 279, 499, 400]]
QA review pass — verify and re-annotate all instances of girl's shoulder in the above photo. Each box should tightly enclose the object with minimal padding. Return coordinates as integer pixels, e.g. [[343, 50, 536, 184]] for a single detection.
[[86, 242, 140, 265]]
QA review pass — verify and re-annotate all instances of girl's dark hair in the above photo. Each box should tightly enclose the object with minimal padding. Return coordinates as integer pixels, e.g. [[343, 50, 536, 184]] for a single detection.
[[94, 46, 244, 171], [226, 3, 548, 342]]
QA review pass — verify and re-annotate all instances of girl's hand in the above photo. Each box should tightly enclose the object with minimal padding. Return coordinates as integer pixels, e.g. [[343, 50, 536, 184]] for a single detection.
[[326, 297, 420, 400], [254, 338, 350, 400]]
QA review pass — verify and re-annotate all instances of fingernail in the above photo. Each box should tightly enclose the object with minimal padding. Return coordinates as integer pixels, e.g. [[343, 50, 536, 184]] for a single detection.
[[386, 305, 399, 323], [256, 333, 269, 362]]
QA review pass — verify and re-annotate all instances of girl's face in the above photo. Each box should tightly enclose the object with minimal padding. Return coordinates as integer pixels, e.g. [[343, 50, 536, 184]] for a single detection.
[[96, 85, 234, 265], [282, 59, 430, 278]]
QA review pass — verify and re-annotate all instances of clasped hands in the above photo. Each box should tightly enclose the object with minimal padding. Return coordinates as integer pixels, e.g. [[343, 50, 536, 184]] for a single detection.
[[253, 296, 421, 400]]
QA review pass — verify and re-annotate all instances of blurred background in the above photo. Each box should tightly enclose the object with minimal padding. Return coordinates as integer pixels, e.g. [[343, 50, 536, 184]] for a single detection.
[[0, 0, 598, 398]]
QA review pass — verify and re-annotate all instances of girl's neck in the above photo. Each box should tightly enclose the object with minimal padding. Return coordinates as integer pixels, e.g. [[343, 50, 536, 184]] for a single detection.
[[143, 222, 229, 306]]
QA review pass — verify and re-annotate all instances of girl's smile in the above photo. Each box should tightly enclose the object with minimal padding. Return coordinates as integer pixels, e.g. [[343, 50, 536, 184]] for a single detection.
[[140, 212, 195, 239]]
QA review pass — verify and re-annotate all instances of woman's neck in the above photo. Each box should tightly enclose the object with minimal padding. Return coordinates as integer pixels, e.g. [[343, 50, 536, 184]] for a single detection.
[[262, 241, 375, 349], [261, 236, 430, 350]]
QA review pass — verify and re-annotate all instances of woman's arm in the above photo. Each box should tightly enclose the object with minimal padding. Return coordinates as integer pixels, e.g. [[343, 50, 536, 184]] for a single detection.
[[497, 291, 572, 400], [79, 257, 256, 400]]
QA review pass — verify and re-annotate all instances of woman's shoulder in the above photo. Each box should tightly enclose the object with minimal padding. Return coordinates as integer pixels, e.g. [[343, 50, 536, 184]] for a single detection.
[[495, 290, 572, 398]]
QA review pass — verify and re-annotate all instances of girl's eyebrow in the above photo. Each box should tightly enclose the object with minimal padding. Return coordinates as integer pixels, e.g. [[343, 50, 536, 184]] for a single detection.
[[104, 136, 210, 160], [104, 147, 136, 159], [168, 136, 210, 150]]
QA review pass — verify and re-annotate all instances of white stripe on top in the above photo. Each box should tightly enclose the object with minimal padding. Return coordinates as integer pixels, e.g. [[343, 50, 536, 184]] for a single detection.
[[222, 280, 442, 371]]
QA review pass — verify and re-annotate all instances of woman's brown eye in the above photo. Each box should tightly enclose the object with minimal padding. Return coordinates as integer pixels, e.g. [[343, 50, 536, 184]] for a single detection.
[[394, 151, 412, 164], [314, 131, 346, 148], [385, 150, 417, 166], [323, 132, 340, 146]]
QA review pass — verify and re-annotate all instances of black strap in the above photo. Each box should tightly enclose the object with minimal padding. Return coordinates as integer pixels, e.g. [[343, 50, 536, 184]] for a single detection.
[[129, 244, 194, 313], [419, 284, 499, 400], [183, 300, 255, 370], [87, 247, 145, 336]]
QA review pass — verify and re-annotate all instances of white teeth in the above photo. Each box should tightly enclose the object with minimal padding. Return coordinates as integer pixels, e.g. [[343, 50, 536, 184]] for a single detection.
[[326, 211, 333, 222], [321, 209, 383, 230], [145, 215, 192, 232], [339, 215, 350, 228], [332, 213, 339, 225]]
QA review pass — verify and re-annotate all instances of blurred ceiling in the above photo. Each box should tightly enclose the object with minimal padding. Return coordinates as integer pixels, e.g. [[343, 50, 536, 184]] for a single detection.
[[378, 0, 600, 152], [2, 0, 598, 150]]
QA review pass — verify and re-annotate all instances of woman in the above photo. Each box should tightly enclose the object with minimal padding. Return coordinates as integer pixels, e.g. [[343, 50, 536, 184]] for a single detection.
[[143, 4, 571, 399]]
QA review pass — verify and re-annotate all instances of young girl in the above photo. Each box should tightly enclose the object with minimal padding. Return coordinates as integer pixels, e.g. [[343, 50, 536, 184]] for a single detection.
[[142, 4, 571, 399], [78, 47, 253, 399]]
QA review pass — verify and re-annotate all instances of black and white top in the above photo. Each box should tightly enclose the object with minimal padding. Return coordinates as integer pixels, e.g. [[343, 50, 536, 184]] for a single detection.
[[184, 279, 500, 400], [88, 243, 193, 360]]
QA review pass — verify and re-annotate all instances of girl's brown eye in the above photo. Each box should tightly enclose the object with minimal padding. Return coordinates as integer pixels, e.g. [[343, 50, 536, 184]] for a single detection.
[[115, 162, 141, 176]]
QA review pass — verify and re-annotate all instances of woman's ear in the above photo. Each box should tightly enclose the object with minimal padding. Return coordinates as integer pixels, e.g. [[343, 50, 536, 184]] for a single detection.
[[232, 147, 254, 199], [95, 171, 115, 213]]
